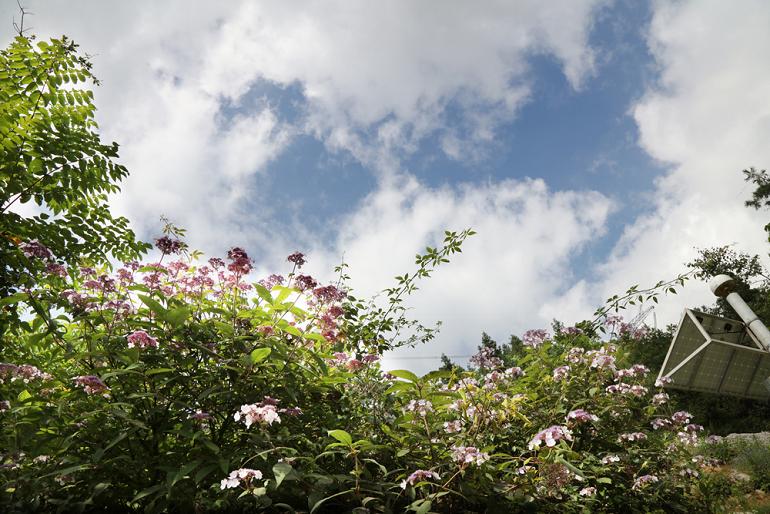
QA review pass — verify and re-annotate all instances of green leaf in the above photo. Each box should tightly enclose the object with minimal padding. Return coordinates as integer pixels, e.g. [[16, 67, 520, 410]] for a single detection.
[[145, 368, 174, 376], [273, 462, 293, 488], [310, 489, 355, 514], [250, 347, 272, 364], [387, 369, 420, 383], [132, 484, 165, 503], [17, 390, 32, 402], [597, 477, 612, 484], [255, 284, 273, 304], [327, 429, 352, 446], [162, 306, 189, 327], [138, 295, 166, 316], [0, 292, 27, 306]]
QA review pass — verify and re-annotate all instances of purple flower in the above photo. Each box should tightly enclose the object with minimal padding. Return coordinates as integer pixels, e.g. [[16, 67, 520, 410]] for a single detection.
[[400, 469, 440, 489], [226, 247, 252, 275], [566, 409, 598, 424], [208, 257, 225, 269], [312, 285, 346, 303], [220, 468, 262, 490], [20, 240, 53, 260], [404, 399, 433, 417], [73, 375, 109, 396], [294, 274, 317, 292], [529, 425, 573, 450], [154, 236, 183, 255], [45, 263, 67, 277], [126, 330, 158, 349], [451, 446, 490, 466], [671, 411, 692, 424], [553, 365, 570, 382], [258, 274, 284, 289], [469, 347, 502, 370], [0, 400, 10, 411], [522, 329, 548, 348], [618, 432, 647, 443], [632, 474, 658, 490], [287, 252, 306, 267]]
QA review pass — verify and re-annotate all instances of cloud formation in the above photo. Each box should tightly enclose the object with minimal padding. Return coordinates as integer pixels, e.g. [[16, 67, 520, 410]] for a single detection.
[[548, 0, 770, 328]]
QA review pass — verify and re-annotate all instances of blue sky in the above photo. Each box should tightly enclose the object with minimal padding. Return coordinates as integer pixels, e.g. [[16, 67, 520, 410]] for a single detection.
[[3, 0, 770, 372]]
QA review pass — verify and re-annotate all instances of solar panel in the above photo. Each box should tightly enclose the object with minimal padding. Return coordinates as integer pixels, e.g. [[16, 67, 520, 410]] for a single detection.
[[657, 309, 770, 400]]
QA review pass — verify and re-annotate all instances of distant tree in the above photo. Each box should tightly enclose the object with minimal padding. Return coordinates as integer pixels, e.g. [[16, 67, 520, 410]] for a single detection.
[[0, 34, 149, 331], [439, 353, 462, 372]]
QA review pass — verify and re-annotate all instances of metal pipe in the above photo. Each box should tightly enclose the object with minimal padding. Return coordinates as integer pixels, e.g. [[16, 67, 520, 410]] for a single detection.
[[710, 274, 770, 350]]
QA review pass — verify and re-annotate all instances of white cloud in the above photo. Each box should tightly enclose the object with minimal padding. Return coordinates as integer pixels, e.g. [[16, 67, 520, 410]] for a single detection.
[[548, 0, 770, 329], [303, 176, 613, 374]]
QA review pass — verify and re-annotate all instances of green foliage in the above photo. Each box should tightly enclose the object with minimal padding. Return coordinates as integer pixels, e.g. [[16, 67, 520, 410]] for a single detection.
[[0, 242, 735, 511], [0, 35, 149, 331]]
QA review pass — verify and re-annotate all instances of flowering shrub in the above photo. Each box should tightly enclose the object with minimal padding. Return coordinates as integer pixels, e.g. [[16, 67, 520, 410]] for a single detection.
[[0, 234, 734, 512]]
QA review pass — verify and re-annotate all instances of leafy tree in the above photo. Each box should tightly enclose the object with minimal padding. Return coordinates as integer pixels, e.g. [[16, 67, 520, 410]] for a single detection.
[[0, 34, 149, 330]]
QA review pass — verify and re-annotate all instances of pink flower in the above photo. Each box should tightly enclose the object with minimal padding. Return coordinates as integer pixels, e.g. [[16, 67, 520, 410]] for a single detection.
[[529, 425, 573, 450], [671, 411, 692, 424], [73, 375, 109, 396], [312, 285, 346, 303], [579, 486, 597, 497], [45, 263, 67, 277], [405, 399, 433, 417], [294, 274, 317, 292], [443, 420, 464, 433], [522, 329, 548, 348], [618, 432, 647, 443], [651, 418, 672, 430], [601, 455, 620, 464], [287, 252, 306, 267], [220, 468, 262, 490], [566, 409, 598, 424], [126, 330, 158, 349], [632, 474, 658, 490], [451, 446, 490, 466], [651, 392, 669, 405], [400, 469, 440, 489], [20, 240, 53, 260], [553, 365, 570, 382], [234, 403, 281, 427]]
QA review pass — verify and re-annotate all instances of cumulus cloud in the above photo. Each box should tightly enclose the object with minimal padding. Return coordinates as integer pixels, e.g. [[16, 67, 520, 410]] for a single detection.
[[548, 0, 770, 328], [303, 176, 613, 373]]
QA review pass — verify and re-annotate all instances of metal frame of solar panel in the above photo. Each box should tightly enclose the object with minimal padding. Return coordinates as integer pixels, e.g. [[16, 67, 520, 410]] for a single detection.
[[657, 309, 770, 400]]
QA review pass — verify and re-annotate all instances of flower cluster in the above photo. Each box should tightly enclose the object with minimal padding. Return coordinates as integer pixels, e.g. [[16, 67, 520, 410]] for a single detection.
[[155, 236, 184, 255], [220, 468, 263, 490], [451, 446, 490, 466], [400, 469, 440, 489], [469, 347, 502, 370], [126, 330, 158, 349], [618, 432, 647, 443], [73, 375, 110, 396], [226, 247, 252, 275], [234, 402, 281, 428], [0, 363, 52, 383], [632, 474, 659, 490], [20, 239, 54, 260], [405, 399, 433, 417], [566, 409, 598, 424], [522, 329, 548, 348], [605, 383, 648, 397], [528, 425, 573, 450], [287, 251, 306, 267], [552, 365, 570, 382]]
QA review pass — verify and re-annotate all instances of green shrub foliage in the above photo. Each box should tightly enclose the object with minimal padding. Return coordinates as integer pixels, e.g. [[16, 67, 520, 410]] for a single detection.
[[0, 236, 735, 513]]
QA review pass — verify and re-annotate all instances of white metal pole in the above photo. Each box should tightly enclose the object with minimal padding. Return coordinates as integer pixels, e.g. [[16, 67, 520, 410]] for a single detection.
[[710, 274, 770, 350]]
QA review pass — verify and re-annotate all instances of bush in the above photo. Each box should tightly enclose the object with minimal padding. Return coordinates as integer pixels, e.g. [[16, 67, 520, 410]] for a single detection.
[[0, 233, 735, 512]]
